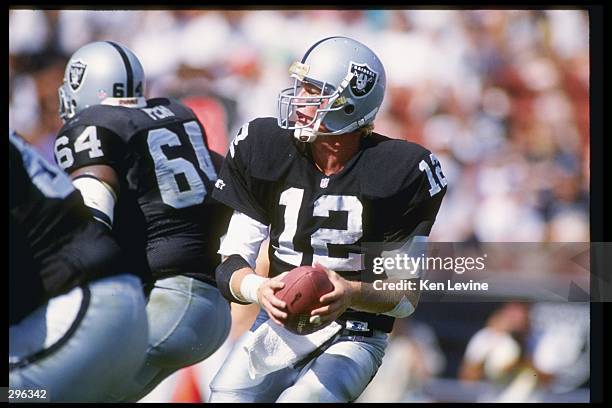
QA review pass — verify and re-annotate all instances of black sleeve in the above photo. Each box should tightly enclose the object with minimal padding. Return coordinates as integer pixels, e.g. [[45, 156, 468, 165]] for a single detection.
[[9, 211, 46, 326], [212, 121, 270, 225], [9, 141, 29, 209], [54, 125, 125, 175], [383, 152, 447, 243]]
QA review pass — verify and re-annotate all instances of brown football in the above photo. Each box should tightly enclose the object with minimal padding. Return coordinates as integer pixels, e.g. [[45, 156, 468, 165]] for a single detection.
[[275, 265, 335, 335]]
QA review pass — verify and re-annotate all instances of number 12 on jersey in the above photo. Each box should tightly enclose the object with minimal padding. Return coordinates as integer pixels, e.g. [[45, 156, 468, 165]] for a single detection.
[[419, 153, 447, 197], [275, 187, 364, 271]]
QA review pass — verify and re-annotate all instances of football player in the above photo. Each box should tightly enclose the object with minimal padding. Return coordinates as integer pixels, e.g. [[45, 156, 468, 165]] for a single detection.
[[53, 41, 232, 402], [209, 36, 448, 402], [9, 130, 148, 402]]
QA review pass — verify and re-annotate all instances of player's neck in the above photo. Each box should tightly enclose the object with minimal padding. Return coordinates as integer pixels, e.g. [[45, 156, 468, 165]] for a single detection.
[[311, 132, 361, 176]]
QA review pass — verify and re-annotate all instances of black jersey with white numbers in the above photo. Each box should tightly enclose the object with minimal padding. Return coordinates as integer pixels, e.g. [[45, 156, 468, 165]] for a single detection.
[[213, 117, 447, 332], [55, 98, 231, 286], [9, 131, 129, 325]]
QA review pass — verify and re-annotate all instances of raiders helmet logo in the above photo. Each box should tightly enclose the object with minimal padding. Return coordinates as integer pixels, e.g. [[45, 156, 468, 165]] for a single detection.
[[68, 60, 87, 91], [349, 62, 378, 98]]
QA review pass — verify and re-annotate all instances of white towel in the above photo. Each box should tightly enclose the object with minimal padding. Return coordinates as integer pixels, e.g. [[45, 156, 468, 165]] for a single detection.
[[244, 319, 343, 379]]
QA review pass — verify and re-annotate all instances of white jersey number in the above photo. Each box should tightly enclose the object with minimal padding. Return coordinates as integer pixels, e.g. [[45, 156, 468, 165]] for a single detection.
[[147, 121, 217, 209], [419, 153, 447, 197], [55, 126, 103, 170], [274, 187, 364, 271], [229, 122, 249, 158]]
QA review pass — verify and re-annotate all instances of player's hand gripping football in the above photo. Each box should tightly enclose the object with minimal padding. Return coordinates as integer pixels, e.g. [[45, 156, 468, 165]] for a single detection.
[[309, 264, 355, 326], [257, 272, 289, 326]]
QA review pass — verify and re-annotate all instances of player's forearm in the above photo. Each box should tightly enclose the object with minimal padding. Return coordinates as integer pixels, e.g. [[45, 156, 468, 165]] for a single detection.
[[229, 266, 261, 303], [348, 278, 421, 316], [216, 210, 270, 304], [217, 254, 262, 304]]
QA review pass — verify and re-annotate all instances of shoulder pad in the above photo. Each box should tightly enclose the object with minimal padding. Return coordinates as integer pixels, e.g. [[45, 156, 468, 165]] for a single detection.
[[360, 133, 432, 198], [63, 98, 198, 137], [147, 97, 198, 120], [62, 104, 141, 137], [229, 117, 295, 182]]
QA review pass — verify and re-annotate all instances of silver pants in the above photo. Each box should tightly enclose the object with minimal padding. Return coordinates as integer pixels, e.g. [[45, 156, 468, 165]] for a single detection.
[[119, 275, 231, 402], [210, 309, 388, 403], [9, 274, 149, 402]]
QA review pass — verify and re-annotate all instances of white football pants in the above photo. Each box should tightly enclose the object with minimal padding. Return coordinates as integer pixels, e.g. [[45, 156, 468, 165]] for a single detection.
[[9, 274, 149, 402], [209, 309, 388, 402]]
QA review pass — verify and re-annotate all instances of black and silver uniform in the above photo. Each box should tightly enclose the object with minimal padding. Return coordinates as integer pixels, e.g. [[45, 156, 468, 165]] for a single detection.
[[55, 98, 231, 286], [9, 131, 129, 326], [213, 117, 447, 332]]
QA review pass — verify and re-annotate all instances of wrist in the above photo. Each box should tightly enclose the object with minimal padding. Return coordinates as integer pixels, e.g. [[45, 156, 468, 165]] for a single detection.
[[239, 273, 267, 304], [216, 256, 252, 305], [347, 280, 361, 307]]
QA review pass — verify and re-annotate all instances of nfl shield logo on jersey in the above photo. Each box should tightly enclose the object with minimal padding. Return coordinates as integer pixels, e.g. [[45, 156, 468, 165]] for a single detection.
[[69, 60, 87, 91], [320, 177, 330, 189], [349, 62, 378, 98]]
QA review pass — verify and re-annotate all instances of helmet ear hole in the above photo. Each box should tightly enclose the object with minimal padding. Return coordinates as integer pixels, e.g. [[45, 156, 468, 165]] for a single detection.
[[344, 104, 355, 114]]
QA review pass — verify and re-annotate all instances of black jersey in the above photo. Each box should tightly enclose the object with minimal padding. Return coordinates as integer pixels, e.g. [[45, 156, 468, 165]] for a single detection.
[[213, 117, 447, 332], [9, 131, 129, 325], [55, 98, 230, 285]]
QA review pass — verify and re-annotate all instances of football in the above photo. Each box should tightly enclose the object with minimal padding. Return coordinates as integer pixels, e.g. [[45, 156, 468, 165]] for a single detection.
[[275, 265, 335, 335]]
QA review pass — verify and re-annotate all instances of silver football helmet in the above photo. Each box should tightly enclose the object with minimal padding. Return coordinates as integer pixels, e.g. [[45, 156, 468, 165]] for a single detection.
[[278, 36, 386, 142], [58, 41, 146, 122]]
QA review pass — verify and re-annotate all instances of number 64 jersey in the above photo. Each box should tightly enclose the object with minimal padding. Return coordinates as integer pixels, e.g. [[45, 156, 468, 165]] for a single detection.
[[213, 117, 447, 332], [55, 98, 231, 286]]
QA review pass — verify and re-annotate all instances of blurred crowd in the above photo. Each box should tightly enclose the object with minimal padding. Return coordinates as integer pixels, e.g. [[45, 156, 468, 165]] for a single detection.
[[9, 9, 590, 243], [359, 301, 589, 403], [9, 8, 591, 403], [455, 302, 589, 402]]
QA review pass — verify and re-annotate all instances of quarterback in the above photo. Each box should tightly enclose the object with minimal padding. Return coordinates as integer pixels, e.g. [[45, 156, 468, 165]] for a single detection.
[[210, 36, 447, 402], [53, 41, 232, 401]]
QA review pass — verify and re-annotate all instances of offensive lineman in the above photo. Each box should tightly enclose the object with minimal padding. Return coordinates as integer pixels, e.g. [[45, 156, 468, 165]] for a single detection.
[[53, 41, 231, 401], [209, 36, 448, 402], [9, 130, 148, 402]]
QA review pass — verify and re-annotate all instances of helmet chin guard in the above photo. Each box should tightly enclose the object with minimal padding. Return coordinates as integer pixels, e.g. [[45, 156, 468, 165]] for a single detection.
[[294, 127, 319, 143]]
